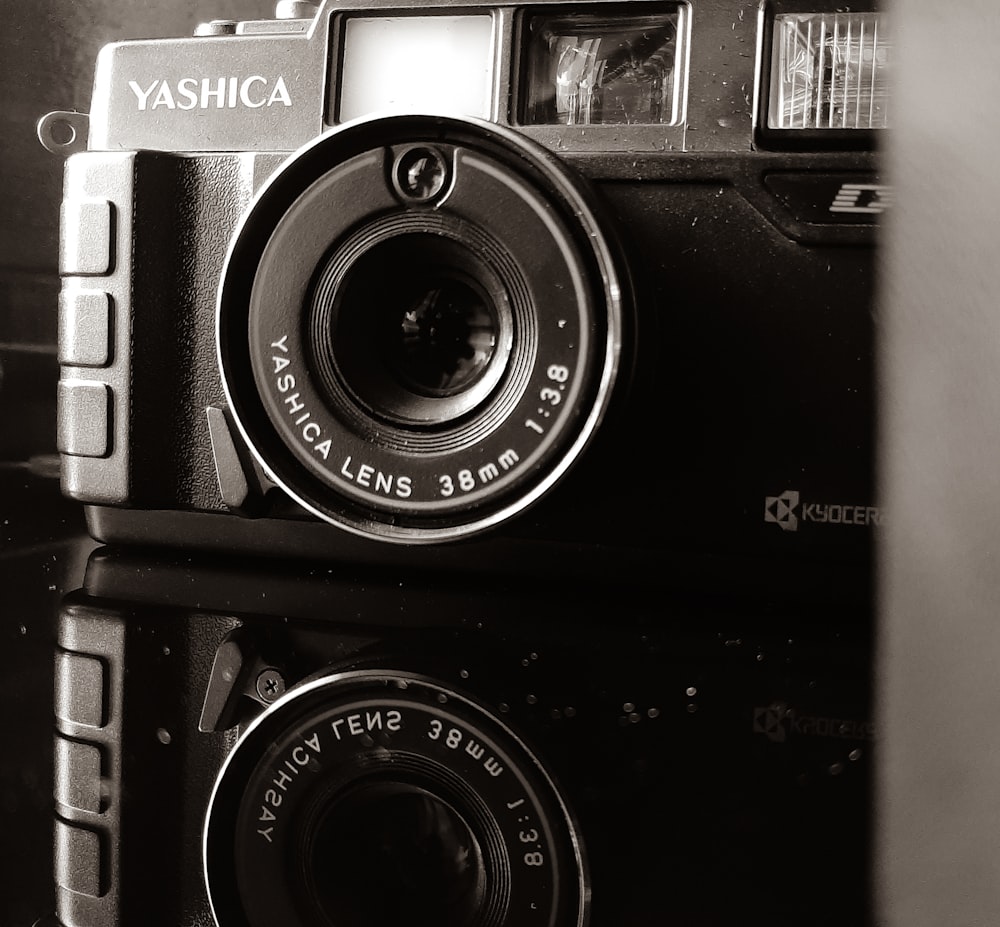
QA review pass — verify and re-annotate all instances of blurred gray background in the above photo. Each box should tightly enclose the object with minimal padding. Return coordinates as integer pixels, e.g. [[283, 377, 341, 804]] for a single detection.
[[878, 3, 1000, 927]]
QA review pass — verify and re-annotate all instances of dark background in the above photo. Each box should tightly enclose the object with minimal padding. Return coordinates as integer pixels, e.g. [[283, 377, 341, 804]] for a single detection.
[[1, 5, 274, 924]]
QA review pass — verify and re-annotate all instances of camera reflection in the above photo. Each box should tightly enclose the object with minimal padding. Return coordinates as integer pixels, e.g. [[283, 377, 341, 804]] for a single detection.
[[51, 549, 873, 927]]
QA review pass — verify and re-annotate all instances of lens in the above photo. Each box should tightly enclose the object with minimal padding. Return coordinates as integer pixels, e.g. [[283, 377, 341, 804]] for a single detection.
[[303, 781, 486, 927], [310, 232, 512, 427], [204, 671, 587, 927], [218, 114, 625, 541], [390, 275, 495, 394]]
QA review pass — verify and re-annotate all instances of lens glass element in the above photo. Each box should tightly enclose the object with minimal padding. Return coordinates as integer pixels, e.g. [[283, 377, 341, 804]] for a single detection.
[[393, 275, 496, 394], [304, 781, 486, 927], [310, 231, 512, 427]]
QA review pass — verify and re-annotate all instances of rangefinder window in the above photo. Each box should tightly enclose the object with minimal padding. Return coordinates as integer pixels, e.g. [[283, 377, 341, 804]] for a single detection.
[[338, 14, 496, 122], [522, 8, 687, 127], [768, 11, 890, 130]]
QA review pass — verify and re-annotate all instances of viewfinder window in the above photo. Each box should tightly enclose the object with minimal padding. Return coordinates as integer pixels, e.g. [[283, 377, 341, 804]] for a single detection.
[[523, 9, 686, 126], [339, 16, 495, 122], [769, 12, 890, 129]]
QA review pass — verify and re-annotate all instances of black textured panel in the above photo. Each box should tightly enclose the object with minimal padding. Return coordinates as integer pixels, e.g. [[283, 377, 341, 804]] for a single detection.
[[128, 153, 261, 510]]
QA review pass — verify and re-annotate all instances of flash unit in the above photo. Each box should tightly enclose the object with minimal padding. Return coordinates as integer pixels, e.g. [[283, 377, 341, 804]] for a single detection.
[[768, 11, 889, 131]]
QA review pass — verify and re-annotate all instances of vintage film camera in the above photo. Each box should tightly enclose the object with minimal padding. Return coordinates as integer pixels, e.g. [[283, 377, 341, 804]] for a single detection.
[[38, 0, 886, 585], [53, 550, 873, 927]]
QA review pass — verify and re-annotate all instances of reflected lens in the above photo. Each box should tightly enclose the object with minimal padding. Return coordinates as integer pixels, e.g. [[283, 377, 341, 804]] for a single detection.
[[304, 781, 487, 927], [206, 671, 587, 926]]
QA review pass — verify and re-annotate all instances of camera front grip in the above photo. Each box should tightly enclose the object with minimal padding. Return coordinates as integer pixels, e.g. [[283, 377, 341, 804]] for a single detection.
[[205, 404, 277, 514]]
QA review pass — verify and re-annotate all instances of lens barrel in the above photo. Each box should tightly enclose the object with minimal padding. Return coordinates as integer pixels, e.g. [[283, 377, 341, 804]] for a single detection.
[[217, 114, 625, 543], [204, 671, 585, 927]]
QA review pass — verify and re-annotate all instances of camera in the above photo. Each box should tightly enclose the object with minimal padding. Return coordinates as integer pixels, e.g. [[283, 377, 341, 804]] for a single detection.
[[53, 550, 873, 927], [39, 0, 885, 583]]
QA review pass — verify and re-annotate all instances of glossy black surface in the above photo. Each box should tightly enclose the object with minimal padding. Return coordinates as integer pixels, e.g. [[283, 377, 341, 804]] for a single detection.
[[58, 547, 874, 927], [1, 464, 95, 926]]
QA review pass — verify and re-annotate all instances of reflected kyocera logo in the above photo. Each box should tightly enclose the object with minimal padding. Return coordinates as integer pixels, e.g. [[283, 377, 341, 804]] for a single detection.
[[753, 705, 875, 744], [764, 489, 884, 533], [129, 76, 292, 111]]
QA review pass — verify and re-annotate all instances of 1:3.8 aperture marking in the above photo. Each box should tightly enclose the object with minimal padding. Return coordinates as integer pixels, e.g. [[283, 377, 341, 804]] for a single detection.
[[525, 364, 573, 435]]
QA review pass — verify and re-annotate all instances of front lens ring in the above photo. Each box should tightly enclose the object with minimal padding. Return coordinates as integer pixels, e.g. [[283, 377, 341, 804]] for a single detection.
[[217, 114, 625, 542]]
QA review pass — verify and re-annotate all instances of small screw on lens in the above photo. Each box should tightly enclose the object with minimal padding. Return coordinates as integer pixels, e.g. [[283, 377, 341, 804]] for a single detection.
[[393, 147, 450, 203], [255, 669, 286, 703]]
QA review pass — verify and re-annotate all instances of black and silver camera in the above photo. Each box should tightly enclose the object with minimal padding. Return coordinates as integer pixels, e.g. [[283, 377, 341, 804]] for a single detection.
[[39, 0, 887, 583], [54, 550, 873, 927]]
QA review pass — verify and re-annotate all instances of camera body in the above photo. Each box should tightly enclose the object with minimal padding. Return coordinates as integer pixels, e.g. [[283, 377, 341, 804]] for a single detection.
[[42, 0, 882, 586], [54, 551, 873, 927]]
